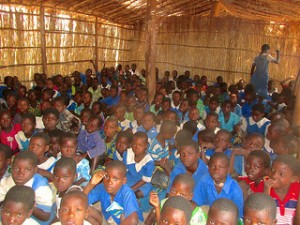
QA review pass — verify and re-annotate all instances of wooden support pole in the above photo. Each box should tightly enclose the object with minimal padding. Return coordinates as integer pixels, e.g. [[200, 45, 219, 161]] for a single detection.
[[40, 4, 48, 75], [94, 17, 99, 72], [145, 0, 157, 103], [293, 68, 300, 126]]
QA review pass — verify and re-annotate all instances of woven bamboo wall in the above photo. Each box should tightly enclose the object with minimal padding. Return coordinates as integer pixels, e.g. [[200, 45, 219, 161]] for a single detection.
[[131, 16, 300, 85]]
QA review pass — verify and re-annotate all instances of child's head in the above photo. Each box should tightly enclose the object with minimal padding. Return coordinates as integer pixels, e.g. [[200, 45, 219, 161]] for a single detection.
[[103, 161, 127, 196], [179, 139, 200, 169], [53, 96, 67, 113], [1, 186, 35, 225], [273, 134, 300, 156], [80, 108, 93, 126], [197, 129, 215, 150], [179, 99, 189, 113], [209, 96, 219, 112], [86, 114, 102, 134], [126, 95, 137, 112], [29, 133, 50, 159], [270, 154, 300, 190], [60, 132, 77, 158], [132, 131, 148, 157], [266, 119, 289, 141], [174, 129, 193, 149], [244, 193, 277, 225], [207, 198, 239, 225], [169, 174, 194, 201], [133, 105, 145, 122], [188, 107, 200, 121], [42, 107, 60, 131], [243, 133, 265, 152], [104, 117, 119, 138], [161, 98, 171, 112], [83, 91, 92, 107], [245, 150, 270, 183], [163, 110, 178, 124], [17, 97, 30, 114], [142, 112, 156, 131], [42, 88, 54, 101], [116, 131, 133, 156], [158, 196, 193, 225], [6, 93, 18, 109], [251, 104, 265, 122], [48, 129, 63, 158], [208, 153, 229, 185], [214, 129, 232, 151], [0, 144, 12, 172], [21, 113, 36, 136], [205, 112, 220, 130], [159, 120, 177, 140], [221, 100, 232, 115], [58, 190, 89, 225], [53, 157, 77, 192], [153, 93, 164, 107], [137, 87, 148, 103], [0, 110, 12, 130], [12, 151, 38, 185], [92, 102, 102, 115], [182, 121, 197, 136], [261, 44, 270, 53], [114, 105, 127, 121]]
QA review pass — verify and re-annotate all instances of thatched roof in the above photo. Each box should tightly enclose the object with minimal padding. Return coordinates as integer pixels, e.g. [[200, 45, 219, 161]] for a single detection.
[[3, 0, 300, 25]]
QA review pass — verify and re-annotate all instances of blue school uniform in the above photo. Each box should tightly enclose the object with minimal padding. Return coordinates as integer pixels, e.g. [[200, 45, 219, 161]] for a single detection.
[[113, 150, 124, 161], [218, 112, 241, 132], [245, 117, 270, 136], [167, 159, 208, 193], [77, 130, 106, 158], [205, 149, 232, 159], [137, 126, 158, 143], [193, 174, 244, 218], [148, 137, 168, 161], [88, 184, 143, 224], [177, 111, 190, 124]]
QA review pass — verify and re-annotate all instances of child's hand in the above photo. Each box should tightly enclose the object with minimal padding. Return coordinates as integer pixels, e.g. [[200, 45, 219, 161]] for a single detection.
[[264, 176, 273, 194], [149, 191, 160, 208], [90, 170, 105, 185]]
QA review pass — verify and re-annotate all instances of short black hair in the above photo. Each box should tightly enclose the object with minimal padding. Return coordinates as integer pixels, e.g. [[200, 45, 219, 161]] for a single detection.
[[60, 132, 77, 145], [106, 160, 127, 177], [14, 151, 38, 167], [183, 121, 197, 135], [117, 130, 133, 143], [21, 113, 36, 124], [261, 44, 270, 52], [161, 196, 193, 223], [160, 120, 177, 134], [173, 174, 195, 191], [198, 129, 215, 143], [209, 152, 229, 167], [244, 133, 265, 146], [180, 139, 200, 153], [3, 186, 35, 211], [0, 143, 12, 159], [60, 190, 88, 209], [48, 129, 64, 139], [88, 114, 103, 129], [278, 134, 300, 155], [42, 107, 60, 118], [209, 198, 239, 224], [175, 129, 193, 148], [252, 104, 265, 114], [248, 150, 271, 168], [52, 96, 66, 106], [31, 132, 50, 145], [216, 129, 232, 141], [244, 193, 276, 220], [273, 154, 300, 176], [54, 157, 76, 175], [206, 112, 219, 120], [133, 131, 148, 144]]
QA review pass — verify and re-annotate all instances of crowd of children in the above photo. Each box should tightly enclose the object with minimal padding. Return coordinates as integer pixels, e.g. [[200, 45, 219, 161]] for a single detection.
[[0, 61, 299, 225]]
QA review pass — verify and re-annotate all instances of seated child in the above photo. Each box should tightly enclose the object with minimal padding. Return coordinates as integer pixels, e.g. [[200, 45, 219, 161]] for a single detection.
[[182, 121, 198, 142], [0, 110, 21, 154], [242, 103, 270, 136], [148, 120, 177, 161], [150, 93, 163, 115], [60, 132, 91, 186], [137, 112, 158, 143], [77, 114, 105, 172], [0, 151, 53, 224], [113, 130, 133, 161], [42, 107, 60, 134], [204, 129, 232, 164], [130, 105, 145, 133], [100, 116, 120, 160], [48, 129, 64, 158], [150, 174, 207, 225], [264, 154, 300, 224], [203, 96, 221, 120], [177, 99, 190, 124], [13, 97, 30, 124], [204, 112, 220, 134], [198, 129, 215, 157], [84, 161, 143, 225], [272, 134, 300, 160], [185, 107, 205, 138], [0, 144, 12, 179], [54, 190, 94, 225], [193, 153, 244, 218], [79, 108, 93, 130], [115, 104, 131, 131], [218, 100, 241, 132], [238, 150, 271, 199], [28, 132, 56, 181], [158, 196, 193, 225], [15, 113, 37, 151], [52, 157, 102, 225], [244, 193, 277, 225], [52, 96, 80, 133], [1, 185, 39, 225], [206, 198, 239, 225], [124, 95, 137, 122], [168, 139, 208, 192]]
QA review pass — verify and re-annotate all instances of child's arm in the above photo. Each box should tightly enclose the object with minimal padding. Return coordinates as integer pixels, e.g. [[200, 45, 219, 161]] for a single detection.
[[83, 170, 105, 195], [32, 207, 50, 221], [131, 180, 146, 191], [149, 191, 160, 223], [120, 212, 139, 225], [37, 168, 55, 182]]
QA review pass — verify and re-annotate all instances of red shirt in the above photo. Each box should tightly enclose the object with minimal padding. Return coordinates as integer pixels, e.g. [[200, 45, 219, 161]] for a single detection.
[[238, 176, 264, 192]]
